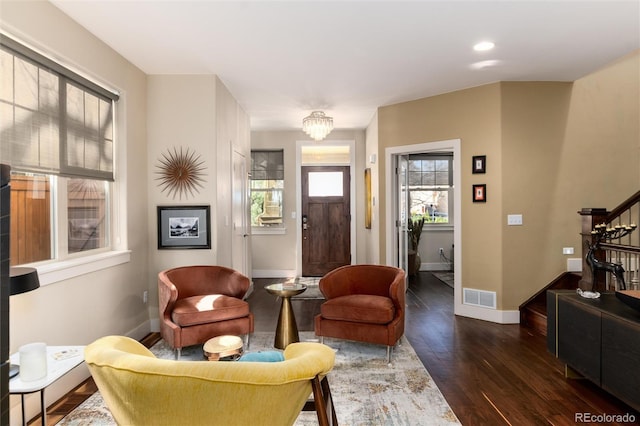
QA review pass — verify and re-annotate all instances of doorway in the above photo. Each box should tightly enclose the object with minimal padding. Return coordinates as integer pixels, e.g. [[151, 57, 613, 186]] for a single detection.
[[301, 166, 351, 276], [296, 140, 356, 277], [231, 149, 250, 277], [386, 139, 462, 315]]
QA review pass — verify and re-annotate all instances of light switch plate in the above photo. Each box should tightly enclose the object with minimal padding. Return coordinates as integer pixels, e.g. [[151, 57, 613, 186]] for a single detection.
[[563, 247, 574, 255], [507, 214, 523, 226]]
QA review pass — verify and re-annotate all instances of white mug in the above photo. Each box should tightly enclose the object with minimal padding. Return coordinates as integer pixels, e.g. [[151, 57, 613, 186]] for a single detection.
[[19, 342, 47, 381]]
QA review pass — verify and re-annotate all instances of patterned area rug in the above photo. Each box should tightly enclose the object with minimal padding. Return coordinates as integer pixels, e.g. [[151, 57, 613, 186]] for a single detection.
[[431, 272, 454, 288], [59, 332, 459, 425]]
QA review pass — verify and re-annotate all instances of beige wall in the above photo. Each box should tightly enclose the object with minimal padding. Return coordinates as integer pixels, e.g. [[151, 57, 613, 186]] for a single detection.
[[250, 129, 366, 276], [377, 50, 639, 312], [379, 83, 503, 305], [2, 1, 149, 422]]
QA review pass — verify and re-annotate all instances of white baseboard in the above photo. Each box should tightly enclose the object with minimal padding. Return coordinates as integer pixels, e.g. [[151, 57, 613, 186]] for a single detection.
[[127, 319, 153, 340], [252, 269, 296, 278], [421, 262, 452, 271], [455, 303, 520, 324]]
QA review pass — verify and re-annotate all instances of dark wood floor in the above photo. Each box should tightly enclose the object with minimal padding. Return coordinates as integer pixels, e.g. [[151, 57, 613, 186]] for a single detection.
[[31, 272, 637, 425]]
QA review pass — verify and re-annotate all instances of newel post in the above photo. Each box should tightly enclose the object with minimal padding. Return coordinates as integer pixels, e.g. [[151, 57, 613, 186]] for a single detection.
[[578, 208, 608, 291]]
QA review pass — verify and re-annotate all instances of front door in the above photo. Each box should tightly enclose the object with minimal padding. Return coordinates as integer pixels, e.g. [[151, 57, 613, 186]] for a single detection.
[[301, 166, 351, 276]]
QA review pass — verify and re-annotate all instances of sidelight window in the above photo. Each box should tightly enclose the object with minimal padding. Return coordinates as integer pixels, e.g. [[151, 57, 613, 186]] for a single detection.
[[250, 150, 284, 227]]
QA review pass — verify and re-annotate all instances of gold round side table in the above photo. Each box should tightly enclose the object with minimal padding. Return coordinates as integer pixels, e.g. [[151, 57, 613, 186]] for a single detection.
[[265, 283, 307, 349]]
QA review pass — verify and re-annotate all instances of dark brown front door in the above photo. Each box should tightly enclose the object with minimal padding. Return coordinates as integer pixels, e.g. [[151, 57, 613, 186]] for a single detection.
[[301, 166, 351, 276]]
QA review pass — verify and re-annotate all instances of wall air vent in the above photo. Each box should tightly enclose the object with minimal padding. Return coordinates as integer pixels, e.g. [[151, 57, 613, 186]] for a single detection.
[[463, 288, 497, 309]]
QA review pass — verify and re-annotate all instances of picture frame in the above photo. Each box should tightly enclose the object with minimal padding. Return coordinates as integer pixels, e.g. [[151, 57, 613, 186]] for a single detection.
[[364, 168, 372, 229], [157, 205, 211, 249], [473, 184, 487, 203], [472, 155, 486, 174]]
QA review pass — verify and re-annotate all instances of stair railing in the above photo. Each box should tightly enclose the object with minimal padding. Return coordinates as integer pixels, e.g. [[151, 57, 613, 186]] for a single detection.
[[580, 191, 640, 292]]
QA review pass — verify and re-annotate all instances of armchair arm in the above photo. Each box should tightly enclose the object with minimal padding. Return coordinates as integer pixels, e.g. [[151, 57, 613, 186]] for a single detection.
[[158, 271, 178, 321]]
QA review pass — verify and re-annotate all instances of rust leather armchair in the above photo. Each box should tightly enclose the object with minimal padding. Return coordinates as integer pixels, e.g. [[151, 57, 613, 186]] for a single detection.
[[158, 265, 254, 358], [314, 264, 406, 363]]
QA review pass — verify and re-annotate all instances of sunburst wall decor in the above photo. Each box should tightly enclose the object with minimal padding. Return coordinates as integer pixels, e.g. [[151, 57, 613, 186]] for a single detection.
[[155, 147, 207, 200]]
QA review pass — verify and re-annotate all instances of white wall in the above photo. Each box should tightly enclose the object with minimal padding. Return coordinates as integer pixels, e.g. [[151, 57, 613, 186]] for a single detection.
[[250, 129, 367, 277], [2, 2, 149, 423]]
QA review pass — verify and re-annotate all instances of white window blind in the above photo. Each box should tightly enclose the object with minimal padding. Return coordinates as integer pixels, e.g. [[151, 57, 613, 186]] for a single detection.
[[0, 35, 118, 181]]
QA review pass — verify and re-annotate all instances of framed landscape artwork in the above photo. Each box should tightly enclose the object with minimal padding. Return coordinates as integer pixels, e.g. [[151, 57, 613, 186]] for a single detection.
[[157, 205, 211, 249]]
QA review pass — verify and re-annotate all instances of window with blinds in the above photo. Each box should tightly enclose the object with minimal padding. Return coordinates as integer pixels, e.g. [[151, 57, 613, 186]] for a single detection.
[[0, 35, 119, 264], [408, 153, 453, 224], [250, 150, 284, 227]]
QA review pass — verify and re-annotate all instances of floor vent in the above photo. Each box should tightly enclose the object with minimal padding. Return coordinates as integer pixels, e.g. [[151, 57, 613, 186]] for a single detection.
[[463, 288, 497, 309]]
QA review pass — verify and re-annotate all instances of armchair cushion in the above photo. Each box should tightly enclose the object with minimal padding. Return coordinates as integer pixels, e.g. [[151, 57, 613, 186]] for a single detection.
[[172, 295, 251, 326], [320, 294, 395, 324]]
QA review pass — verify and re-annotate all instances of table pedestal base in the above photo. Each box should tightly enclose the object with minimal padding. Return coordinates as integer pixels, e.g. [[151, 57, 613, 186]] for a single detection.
[[274, 296, 299, 349]]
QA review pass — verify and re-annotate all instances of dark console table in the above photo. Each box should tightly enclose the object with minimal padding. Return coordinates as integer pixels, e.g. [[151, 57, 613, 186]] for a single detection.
[[547, 290, 640, 411]]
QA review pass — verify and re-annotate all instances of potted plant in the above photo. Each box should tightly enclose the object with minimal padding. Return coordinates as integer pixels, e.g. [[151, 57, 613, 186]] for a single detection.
[[407, 216, 425, 276]]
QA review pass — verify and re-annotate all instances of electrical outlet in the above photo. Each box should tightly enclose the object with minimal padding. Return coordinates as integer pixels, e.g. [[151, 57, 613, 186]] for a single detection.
[[439, 248, 444, 255], [143, 290, 148, 304]]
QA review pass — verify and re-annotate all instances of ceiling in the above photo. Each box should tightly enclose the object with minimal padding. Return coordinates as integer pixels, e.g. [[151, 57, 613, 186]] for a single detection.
[[49, 0, 640, 131]]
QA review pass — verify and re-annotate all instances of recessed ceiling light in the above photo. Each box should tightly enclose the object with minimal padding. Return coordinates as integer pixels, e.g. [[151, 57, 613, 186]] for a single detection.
[[473, 41, 495, 52]]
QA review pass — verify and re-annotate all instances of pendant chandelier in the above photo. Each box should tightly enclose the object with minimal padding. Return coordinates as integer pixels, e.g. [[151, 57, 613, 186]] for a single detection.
[[302, 111, 333, 141]]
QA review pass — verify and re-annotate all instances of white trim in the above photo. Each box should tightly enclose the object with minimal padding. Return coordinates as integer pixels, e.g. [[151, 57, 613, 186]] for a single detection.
[[252, 269, 297, 279], [251, 227, 286, 235], [385, 139, 465, 316], [421, 262, 451, 271], [295, 140, 356, 277], [30, 250, 131, 286], [456, 304, 520, 324]]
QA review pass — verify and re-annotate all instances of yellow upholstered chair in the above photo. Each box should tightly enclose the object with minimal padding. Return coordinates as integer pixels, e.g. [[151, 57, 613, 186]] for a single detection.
[[85, 335, 337, 426]]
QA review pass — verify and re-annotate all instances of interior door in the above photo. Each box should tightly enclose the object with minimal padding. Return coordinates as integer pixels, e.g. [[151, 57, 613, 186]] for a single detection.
[[301, 166, 351, 276], [397, 155, 409, 275], [231, 150, 250, 276]]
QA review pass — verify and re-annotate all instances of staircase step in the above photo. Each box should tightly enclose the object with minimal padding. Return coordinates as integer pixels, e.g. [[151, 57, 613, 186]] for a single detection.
[[521, 306, 547, 336]]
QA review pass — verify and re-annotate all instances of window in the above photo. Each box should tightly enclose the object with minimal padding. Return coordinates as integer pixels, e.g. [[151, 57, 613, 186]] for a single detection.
[[408, 154, 453, 224], [250, 150, 284, 227], [0, 35, 118, 266]]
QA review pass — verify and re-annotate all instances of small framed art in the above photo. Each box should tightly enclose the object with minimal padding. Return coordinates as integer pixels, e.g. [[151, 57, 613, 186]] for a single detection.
[[472, 155, 486, 174], [157, 205, 211, 249], [473, 184, 487, 203]]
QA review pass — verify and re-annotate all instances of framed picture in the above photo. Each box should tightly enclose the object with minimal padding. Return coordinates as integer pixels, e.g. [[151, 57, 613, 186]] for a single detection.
[[157, 205, 211, 249], [364, 168, 372, 229], [472, 155, 486, 174], [473, 184, 487, 203]]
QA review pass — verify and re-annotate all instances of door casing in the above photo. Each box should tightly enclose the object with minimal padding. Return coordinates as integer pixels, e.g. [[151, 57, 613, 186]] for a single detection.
[[296, 140, 356, 277], [385, 139, 462, 314]]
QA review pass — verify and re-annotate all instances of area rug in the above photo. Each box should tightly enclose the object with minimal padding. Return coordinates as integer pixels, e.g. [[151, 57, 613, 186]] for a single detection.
[[59, 332, 459, 425], [431, 271, 454, 288]]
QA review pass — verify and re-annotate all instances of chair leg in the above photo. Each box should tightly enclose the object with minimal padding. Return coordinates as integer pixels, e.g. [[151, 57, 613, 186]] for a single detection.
[[174, 347, 181, 360], [310, 375, 338, 426], [320, 336, 324, 344], [245, 333, 251, 350], [386, 346, 391, 364]]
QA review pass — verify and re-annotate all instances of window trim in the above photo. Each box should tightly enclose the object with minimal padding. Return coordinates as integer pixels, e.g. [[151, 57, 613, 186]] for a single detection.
[[250, 149, 285, 230], [408, 153, 453, 226], [2, 33, 127, 276], [30, 249, 130, 287]]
